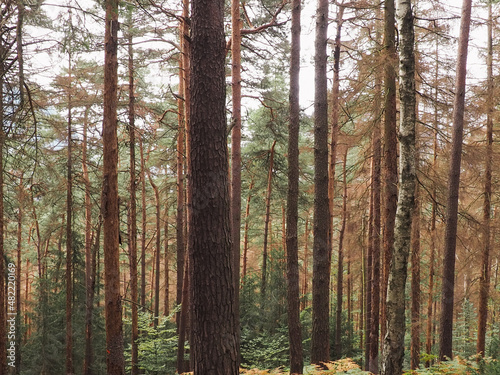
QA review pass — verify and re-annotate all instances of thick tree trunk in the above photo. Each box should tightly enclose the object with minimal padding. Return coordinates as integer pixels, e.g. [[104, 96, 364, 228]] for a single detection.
[[311, 0, 330, 364], [139, 137, 147, 309], [126, 24, 139, 375], [477, 1, 493, 357], [381, 0, 398, 346], [176, 253, 190, 373], [102, 0, 125, 372], [439, 0, 471, 361], [286, 0, 303, 371], [380, 0, 416, 373], [189, 0, 239, 371], [262, 140, 276, 298], [335, 148, 348, 358]]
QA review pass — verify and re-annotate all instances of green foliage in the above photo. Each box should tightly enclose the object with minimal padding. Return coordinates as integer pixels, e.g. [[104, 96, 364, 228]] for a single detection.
[[403, 356, 499, 374], [124, 310, 178, 374]]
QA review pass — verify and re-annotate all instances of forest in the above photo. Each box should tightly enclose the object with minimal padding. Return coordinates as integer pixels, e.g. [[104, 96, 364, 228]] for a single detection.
[[0, 0, 499, 374]]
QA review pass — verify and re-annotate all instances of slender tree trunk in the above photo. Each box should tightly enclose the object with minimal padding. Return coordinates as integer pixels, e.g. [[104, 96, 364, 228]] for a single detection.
[[411, 183, 421, 370], [148, 174, 161, 327], [381, 0, 398, 346], [380, 0, 416, 372], [176, 253, 190, 373], [439, 0, 471, 361], [426, 40, 440, 367], [230, 0, 242, 363], [16, 174, 23, 373], [176, 24, 186, 323], [301, 216, 310, 311], [365, 189, 373, 370], [286, 0, 303, 371], [369, 67, 382, 375], [242, 178, 254, 281], [126, 23, 139, 373], [335, 148, 348, 357], [262, 140, 277, 298], [311, 0, 331, 364], [329, 2, 344, 260], [189, 0, 239, 370], [65, 50, 74, 375], [164, 204, 169, 315], [102, 0, 125, 372], [477, 1, 493, 357], [139, 137, 147, 310], [83, 109, 95, 375]]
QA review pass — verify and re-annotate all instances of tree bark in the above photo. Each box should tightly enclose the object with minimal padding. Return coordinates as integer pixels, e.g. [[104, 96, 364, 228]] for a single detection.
[[262, 140, 277, 299], [102, 0, 125, 372], [83, 108, 95, 375], [126, 20, 139, 375], [65, 50, 74, 375], [286, 0, 303, 371], [230, 0, 242, 363], [311, 0, 330, 364], [164, 204, 170, 315], [380, 0, 416, 373], [139, 136, 147, 310], [148, 174, 161, 327], [439, 0, 471, 361], [335, 148, 348, 358], [476, 0, 493, 357], [242, 178, 254, 281], [368, 64, 382, 375], [189, 0, 239, 371], [411, 183, 421, 370], [381, 0, 398, 346]]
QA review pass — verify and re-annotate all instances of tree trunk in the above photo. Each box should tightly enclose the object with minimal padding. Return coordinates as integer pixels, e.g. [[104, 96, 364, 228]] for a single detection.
[[189, 0, 239, 371], [439, 0, 471, 361], [380, 0, 416, 373], [411, 183, 421, 370], [335, 148, 348, 358], [286, 0, 303, 371], [126, 21, 139, 375], [381, 0, 398, 346], [66, 50, 74, 375], [262, 140, 276, 298], [139, 136, 147, 309], [176, 253, 190, 373], [242, 178, 254, 281], [16, 174, 23, 372], [102, 0, 125, 372], [230, 0, 242, 363], [301, 216, 310, 311], [365, 189, 373, 371], [311, 0, 330, 364], [369, 65, 382, 375], [148, 174, 161, 327], [476, 0, 493, 357], [164, 204, 170, 315], [83, 108, 95, 375], [176, 17, 186, 323], [329, 2, 344, 261]]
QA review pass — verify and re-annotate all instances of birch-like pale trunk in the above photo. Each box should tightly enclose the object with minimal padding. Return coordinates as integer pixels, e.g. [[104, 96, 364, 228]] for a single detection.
[[380, 0, 416, 373]]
